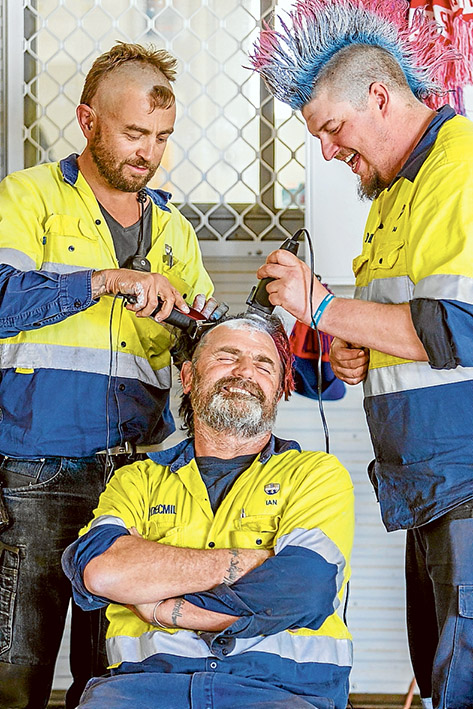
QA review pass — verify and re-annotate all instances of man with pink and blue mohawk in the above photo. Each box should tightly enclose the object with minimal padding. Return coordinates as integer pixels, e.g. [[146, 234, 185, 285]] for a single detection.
[[252, 2, 473, 708]]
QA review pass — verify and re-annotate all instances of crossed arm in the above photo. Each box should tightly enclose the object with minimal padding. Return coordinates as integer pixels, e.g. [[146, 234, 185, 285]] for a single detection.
[[82, 530, 270, 631]]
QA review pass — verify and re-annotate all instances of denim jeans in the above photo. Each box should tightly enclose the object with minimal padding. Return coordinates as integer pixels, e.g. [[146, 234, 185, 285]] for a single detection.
[[78, 672, 328, 709], [0, 455, 119, 709], [406, 500, 473, 709]]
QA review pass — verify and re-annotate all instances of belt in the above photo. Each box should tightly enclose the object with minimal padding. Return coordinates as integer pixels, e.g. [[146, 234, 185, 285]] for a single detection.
[[96, 442, 162, 457]]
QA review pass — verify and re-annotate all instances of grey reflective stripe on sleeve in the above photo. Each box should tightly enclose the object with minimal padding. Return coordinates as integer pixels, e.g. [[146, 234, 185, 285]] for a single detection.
[[0, 342, 171, 389], [275, 527, 346, 594], [89, 515, 127, 530], [106, 627, 353, 668], [0, 248, 36, 270], [41, 262, 91, 274], [354, 275, 414, 303], [364, 361, 473, 397], [414, 274, 473, 304]]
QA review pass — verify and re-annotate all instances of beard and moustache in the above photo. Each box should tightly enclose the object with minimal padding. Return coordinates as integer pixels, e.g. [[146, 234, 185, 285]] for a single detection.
[[89, 123, 159, 192], [190, 374, 278, 438], [357, 171, 390, 201]]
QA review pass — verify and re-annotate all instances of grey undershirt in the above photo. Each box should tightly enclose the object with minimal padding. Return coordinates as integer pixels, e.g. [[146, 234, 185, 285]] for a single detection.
[[99, 200, 152, 267]]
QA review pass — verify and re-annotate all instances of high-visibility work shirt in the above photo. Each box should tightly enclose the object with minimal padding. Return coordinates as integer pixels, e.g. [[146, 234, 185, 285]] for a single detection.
[[63, 436, 354, 709], [0, 155, 213, 457], [354, 106, 473, 530]]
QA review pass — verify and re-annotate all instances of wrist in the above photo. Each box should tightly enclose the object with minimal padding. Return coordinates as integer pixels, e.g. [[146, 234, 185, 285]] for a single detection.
[[91, 269, 109, 299], [151, 599, 171, 629], [311, 293, 335, 329]]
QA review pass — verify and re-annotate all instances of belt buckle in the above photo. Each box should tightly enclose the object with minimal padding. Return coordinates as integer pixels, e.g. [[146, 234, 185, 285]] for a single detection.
[[97, 441, 136, 458], [116, 441, 134, 457], [113, 441, 135, 457]]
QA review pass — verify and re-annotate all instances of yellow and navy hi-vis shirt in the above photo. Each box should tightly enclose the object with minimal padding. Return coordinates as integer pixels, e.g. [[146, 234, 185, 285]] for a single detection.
[[0, 154, 213, 457], [63, 436, 354, 709], [353, 105, 473, 531]]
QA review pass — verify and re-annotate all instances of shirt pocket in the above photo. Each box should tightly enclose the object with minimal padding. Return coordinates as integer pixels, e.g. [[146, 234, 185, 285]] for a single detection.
[[161, 261, 193, 302], [149, 523, 184, 547], [371, 241, 405, 272], [42, 214, 98, 269], [229, 514, 279, 549]]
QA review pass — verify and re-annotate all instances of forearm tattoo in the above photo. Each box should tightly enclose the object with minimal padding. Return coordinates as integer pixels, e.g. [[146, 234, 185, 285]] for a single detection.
[[171, 598, 185, 627], [223, 549, 244, 585]]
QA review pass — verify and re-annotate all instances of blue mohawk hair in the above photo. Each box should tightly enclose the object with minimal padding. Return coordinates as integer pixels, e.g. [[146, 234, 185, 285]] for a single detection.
[[250, 0, 453, 110]]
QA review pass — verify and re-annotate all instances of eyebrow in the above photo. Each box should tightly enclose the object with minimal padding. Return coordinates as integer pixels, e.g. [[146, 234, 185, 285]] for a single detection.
[[216, 346, 277, 370], [124, 123, 174, 136], [316, 118, 337, 134]]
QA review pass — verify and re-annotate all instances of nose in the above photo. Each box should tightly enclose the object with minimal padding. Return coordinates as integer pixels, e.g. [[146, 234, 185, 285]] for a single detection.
[[232, 356, 255, 379], [319, 135, 339, 162], [136, 136, 155, 162]]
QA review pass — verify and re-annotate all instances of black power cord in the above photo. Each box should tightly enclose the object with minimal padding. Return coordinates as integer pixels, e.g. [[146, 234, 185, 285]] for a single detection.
[[296, 227, 331, 455]]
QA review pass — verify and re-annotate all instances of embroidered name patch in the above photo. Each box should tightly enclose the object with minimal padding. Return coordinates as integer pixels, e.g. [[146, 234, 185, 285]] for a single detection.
[[149, 504, 176, 517]]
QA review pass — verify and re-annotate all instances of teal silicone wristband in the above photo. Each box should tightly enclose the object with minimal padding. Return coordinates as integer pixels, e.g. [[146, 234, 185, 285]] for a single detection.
[[311, 293, 335, 329]]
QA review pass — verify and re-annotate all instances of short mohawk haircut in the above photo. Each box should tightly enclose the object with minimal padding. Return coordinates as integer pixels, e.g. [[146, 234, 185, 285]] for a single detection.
[[249, 0, 457, 110]]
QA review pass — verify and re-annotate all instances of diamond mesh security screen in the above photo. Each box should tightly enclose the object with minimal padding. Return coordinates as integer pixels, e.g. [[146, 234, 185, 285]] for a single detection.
[[19, 0, 305, 247]]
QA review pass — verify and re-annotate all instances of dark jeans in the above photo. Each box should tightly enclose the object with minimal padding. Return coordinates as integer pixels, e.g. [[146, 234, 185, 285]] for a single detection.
[[0, 455, 124, 709], [406, 500, 473, 709]]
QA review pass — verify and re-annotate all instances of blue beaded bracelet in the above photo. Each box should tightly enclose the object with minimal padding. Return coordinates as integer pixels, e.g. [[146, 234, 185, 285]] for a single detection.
[[311, 293, 335, 329]]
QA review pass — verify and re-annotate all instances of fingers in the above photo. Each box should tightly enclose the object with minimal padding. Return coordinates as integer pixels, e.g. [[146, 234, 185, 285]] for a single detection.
[[192, 295, 230, 321], [192, 293, 206, 312], [256, 249, 302, 281], [264, 249, 302, 267], [194, 295, 218, 319], [210, 300, 229, 321], [118, 272, 188, 321], [330, 337, 369, 385], [254, 251, 326, 325]]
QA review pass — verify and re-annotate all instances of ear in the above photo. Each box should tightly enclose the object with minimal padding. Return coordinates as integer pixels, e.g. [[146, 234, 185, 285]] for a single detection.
[[369, 82, 389, 114], [180, 361, 193, 394], [76, 104, 97, 138]]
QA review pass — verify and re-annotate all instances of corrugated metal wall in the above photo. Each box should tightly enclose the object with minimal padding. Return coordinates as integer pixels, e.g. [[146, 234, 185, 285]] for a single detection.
[[53, 255, 413, 695]]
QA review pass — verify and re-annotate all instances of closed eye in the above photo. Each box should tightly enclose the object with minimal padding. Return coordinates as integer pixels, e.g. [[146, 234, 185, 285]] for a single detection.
[[255, 363, 273, 374]]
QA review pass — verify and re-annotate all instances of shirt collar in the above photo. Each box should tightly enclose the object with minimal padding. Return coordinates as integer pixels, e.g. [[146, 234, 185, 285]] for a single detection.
[[59, 153, 172, 212], [389, 105, 456, 188], [148, 434, 301, 472]]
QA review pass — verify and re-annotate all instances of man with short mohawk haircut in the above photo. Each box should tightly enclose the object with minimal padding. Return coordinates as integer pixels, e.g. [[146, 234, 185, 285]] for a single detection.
[[63, 313, 354, 709], [251, 2, 473, 708], [0, 42, 224, 709]]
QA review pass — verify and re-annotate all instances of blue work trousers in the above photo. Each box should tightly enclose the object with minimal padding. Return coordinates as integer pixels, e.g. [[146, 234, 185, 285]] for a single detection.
[[0, 455, 116, 709], [406, 500, 473, 709], [78, 671, 331, 708]]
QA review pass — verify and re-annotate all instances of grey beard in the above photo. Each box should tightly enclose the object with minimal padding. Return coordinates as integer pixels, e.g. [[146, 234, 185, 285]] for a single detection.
[[198, 391, 276, 438], [357, 172, 389, 201]]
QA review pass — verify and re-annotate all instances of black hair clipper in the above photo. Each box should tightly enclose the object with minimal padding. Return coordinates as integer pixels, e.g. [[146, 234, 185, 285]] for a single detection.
[[246, 229, 303, 317]]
